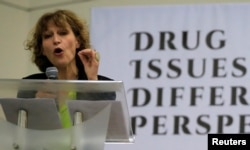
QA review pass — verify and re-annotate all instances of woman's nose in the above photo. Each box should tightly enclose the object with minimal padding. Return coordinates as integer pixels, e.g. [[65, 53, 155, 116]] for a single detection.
[[53, 35, 61, 45]]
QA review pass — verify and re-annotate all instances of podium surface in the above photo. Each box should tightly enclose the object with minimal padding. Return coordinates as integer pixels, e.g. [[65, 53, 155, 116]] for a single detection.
[[0, 79, 134, 149]]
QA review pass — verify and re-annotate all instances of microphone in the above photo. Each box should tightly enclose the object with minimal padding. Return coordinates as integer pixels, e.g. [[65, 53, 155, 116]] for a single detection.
[[45, 67, 58, 79], [45, 67, 59, 110]]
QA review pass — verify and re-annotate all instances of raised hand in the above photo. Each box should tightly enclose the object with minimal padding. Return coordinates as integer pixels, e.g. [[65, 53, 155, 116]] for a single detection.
[[77, 49, 100, 80]]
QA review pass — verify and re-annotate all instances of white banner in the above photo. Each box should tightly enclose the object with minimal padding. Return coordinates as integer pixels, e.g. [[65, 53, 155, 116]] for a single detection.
[[91, 4, 250, 150]]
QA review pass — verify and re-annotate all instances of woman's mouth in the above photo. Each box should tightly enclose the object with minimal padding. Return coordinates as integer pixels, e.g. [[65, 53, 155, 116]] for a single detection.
[[54, 48, 63, 55]]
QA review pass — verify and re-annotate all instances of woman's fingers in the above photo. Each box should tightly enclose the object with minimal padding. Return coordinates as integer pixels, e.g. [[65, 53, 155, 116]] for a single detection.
[[78, 49, 100, 65]]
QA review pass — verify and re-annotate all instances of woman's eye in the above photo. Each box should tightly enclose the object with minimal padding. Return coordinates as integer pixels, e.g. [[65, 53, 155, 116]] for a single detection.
[[59, 31, 68, 35], [43, 34, 52, 39]]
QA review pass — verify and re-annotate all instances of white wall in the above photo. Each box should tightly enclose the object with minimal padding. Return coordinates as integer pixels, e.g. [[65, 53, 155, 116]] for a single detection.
[[0, 5, 29, 79], [0, 0, 249, 78]]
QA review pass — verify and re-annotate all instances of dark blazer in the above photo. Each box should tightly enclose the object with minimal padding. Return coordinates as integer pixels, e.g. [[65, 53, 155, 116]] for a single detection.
[[17, 73, 116, 100]]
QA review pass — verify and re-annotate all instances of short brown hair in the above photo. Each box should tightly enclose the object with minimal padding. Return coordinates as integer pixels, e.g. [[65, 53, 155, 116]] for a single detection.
[[25, 9, 91, 72]]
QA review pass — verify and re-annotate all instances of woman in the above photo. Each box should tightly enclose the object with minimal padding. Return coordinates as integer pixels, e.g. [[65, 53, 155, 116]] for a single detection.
[[25, 9, 105, 82], [19, 9, 115, 128]]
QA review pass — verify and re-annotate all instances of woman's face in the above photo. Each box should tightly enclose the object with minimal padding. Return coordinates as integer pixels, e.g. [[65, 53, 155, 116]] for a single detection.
[[42, 21, 79, 69]]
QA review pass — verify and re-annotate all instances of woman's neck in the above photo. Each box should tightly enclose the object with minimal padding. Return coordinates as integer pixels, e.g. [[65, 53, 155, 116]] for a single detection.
[[57, 66, 78, 80]]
